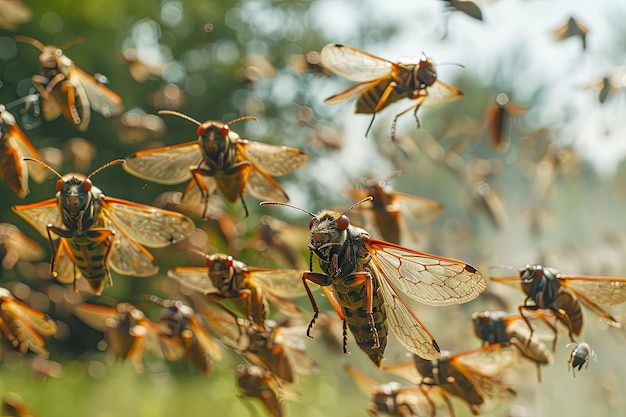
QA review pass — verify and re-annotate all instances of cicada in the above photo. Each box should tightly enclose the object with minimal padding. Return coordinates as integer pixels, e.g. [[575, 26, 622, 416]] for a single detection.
[[350, 174, 443, 244], [167, 252, 306, 327], [12, 158, 195, 295], [236, 364, 293, 417], [567, 342, 595, 377], [123, 111, 309, 217], [74, 302, 164, 373], [491, 264, 626, 348], [15, 36, 124, 131], [472, 310, 552, 381], [0, 223, 45, 272], [484, 93, 528, 152], [0, 287, 57, 357], [385, 345, 517, 416], [260, 198, 486, 367], [0, 105, 48, 198], [320, 43, 463, 138], [551, 16, 589, 50]]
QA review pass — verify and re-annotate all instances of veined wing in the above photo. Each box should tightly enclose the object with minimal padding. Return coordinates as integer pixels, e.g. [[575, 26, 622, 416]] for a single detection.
[[101, 197, 195, 248], [373, 267, 440, 360], [9, 125, 48, 183], [559, 275, 626, 306], [246, 268, 309, 298], [12, 198, 60, 239], [123, 142, 202, 185], [320, 43, 394, 82], [324, 80, 379, 105], [238, 140, 309, 177], [73, 66, 124, 117], [245, 169, 290, 202], [421, 80, 463, 108], [393, 192, 444, 224], [167, 267, 219, 294], [452, 344, 517, 378], [366, 236, 486, 306], [102, 215, 158, 277]]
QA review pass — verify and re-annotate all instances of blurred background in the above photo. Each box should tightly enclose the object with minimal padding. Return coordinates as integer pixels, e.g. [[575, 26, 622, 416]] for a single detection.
[[1, 0, 626, 416]]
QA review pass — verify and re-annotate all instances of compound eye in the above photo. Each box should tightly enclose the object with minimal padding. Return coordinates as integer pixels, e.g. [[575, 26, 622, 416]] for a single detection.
[[220, 124, 229, 137], [197, 126, 205, 137], [308, 218, 315, 230], [336, 215, 349, 231], [225, 255, 233, 268], [83, 178, 92, 192], [55, 179, 64, 192]]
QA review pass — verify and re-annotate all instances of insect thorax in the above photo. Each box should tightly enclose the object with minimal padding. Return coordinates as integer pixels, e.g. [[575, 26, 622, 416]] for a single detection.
[[58, 180, 102, 230]]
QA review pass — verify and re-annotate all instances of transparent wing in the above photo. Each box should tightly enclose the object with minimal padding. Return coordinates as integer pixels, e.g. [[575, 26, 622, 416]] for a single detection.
[[421, 81, 464, 108], [123, 142, 202, 185], [238, 140, 309, 177], [323, 80, 379, 105], [9, 125, 48, 183], [245, 169, 290, 202], [187, 314, 223, 361], [167, 266, 219, 293], [393, 192, 444, 224], [11, 198, 60, 238], [560, 275, 626, 306], [102, 215, 158, 277], [248, 268, 309, 298], [373, 266, 440, 360], [452, 344, 517, 378], [320, 43, 393, 82], [73, 66, 124, 117], [366, 236, 486, 306], [101, 196, 195, 248]]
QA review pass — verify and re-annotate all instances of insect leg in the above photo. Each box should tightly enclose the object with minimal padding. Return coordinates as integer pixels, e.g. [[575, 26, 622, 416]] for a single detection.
[[301, 272, 332, 337], [0, 316, 19, 349], [390, 101, 424, 141], [188, 169, 213, 218]]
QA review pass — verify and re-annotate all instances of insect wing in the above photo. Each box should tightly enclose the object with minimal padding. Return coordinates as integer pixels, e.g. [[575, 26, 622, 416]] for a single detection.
[[167, 266, 220, 293], [247, 268, 310, 299], [7, 124, 48, 183], [0, 295, 56, 356], [101, 197, 195, 248], [186, 314, 223, 364], [123, 142, 202, 185], [73, 66, 123, 118], [320, 43, 393, 83], [393, 192, 444, 224], [12, 198, 61, 238], [452, 344, 517, 378], [559, 275, 626, 306], [366, 236, 486, 306], [420, 80, 463, 108], [323, 80, 379, 105]]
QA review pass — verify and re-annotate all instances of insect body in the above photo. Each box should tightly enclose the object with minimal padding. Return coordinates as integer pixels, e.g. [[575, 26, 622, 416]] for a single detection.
[[12, 158, 195, 294], [261, 199, 486, 367], [320, 43, 463, 138], [0, 105, 47, 197], [16, 36, 123, 131], [123, 111, 309, 217], [567, 342, 594, 377]]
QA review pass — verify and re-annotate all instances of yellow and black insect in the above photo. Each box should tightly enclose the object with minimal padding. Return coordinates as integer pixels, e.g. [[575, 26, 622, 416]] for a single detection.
[[12, 158, 195, 294]]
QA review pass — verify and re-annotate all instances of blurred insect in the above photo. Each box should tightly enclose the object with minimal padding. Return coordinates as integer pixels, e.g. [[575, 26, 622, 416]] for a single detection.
[[15, 36, 123, 131], [287, 51, 331, 76], [484, 93, 528, 152], [346, 365, 451, 417], [350, 173, 443, 244], [385, 345, 517, 416], [472, 310, 552, 381], [246, 215, 309, 270], [441, 0, 482, 21], [168, 252, 306, 327], [320, 43, 463, 139], [74, 302, 163, 373], [567, 342, 594, 377], [0, 0, 31, 30], [12, 158, 195, 294], [491, 264, 626, 349], [236, 364, 294, 417], [1, 393, 39, 417], [114, 110, 165, 144], [585, 67, 626, 104], [0, 105, 48, 198], [261, 198, 486, 367], [123, 111, 309, 217], [551, 16, 589, 50], [0, 223, 45, 272], [0, 287, 57, 357], [151, 297, 223, 374], [122, 47, 164, 83]]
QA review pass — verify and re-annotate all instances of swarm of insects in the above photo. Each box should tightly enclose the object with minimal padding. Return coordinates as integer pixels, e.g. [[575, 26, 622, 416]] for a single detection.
[[261, 198, 486, 367], [12, 158, 195, 294], [320, 43, 463, 139], [123, 111, 309, 217], [15, 36, 124, 131]]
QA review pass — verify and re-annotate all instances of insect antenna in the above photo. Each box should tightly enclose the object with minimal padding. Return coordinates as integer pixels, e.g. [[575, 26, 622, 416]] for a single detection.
[[2, 94, 40, 111], [23, 157, 63, 179], [260, 201, 317, 218], [60, 37, 83, 51], [226, 115, 259, 125], [86, 159, 125, 179], [340, 196, 373, 217], [158, 110, 202, 126], [14, 35, 46, 52]]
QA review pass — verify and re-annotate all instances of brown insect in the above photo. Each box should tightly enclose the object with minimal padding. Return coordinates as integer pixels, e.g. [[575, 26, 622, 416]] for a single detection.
[[236, 364, 292, 417], [0, 0, 31, 30], [1, 393, 39, 417], [350, 173, 443, 244], [385, 345, 517, 416], [551, 16, 589, 50], [0, 105, 48, 198], [0, 287, 57, 357], [0, 223, 45, 272], [484, 93, 528, 152], [15, 36, 124, 131], [567, 342, 595, 377], [320, 43, 463, 139], [167, 252, 306, 327], [123, 111, 309, 217], [491, 264, 626, 348], [472, 310, 552, 381], [261, 198, 486, 367]]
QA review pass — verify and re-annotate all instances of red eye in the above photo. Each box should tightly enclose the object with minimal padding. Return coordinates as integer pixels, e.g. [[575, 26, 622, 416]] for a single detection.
[[83, 178, 92, 192], [336, 215, 349, 231], [226, 255, 233, 268], [55, 179, 64, 192], [308, 218, 315, 230], [197, 126, 205, 137], [220, 125, 230, 137]]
